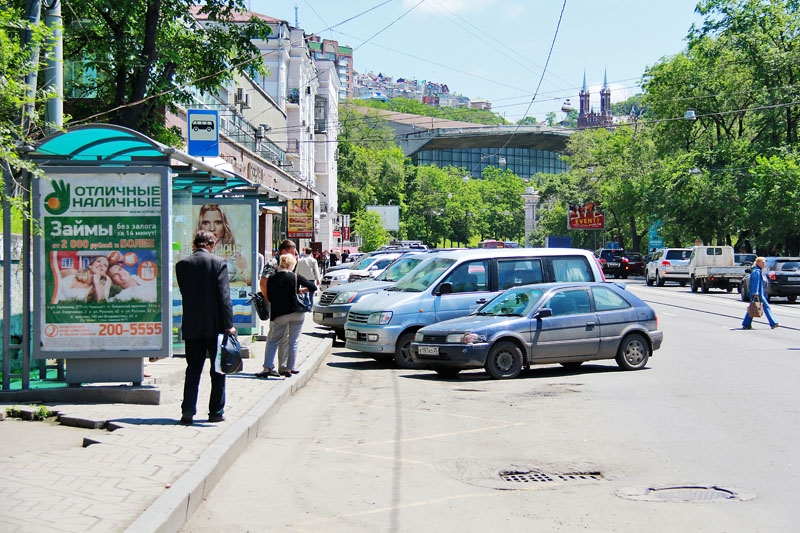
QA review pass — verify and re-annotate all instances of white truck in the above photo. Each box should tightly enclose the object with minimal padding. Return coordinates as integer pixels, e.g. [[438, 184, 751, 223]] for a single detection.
[[688, 245, 749, 293]]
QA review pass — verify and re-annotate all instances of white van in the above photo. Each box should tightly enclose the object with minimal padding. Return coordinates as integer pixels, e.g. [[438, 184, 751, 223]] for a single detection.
[[344, 248, 606, 368]]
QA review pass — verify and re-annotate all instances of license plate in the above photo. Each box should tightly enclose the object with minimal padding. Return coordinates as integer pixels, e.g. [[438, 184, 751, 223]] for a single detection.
[[345, 329, 357, 339], [674, 266, 688, 271], [607, 262, 619, 268], [313, 312, 323, 321], [418, 345, 439, 355], [789, 277, 800, 282]]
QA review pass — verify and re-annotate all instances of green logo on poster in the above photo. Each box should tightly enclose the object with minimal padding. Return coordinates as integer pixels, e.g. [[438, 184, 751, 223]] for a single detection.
[[44, 180, 70, 215]]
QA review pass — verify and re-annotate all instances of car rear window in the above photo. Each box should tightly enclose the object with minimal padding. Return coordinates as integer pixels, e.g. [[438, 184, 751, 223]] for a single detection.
[[776, 261, 800, 271]]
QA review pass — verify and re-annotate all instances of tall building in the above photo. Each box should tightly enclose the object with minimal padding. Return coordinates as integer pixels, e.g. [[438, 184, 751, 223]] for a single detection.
[[308, 36, 354, 101], [577, 70, 613, 129]]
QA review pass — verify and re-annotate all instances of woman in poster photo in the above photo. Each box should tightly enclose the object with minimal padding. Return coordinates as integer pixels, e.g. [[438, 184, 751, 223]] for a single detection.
[[53, 255, 111, 303], [196, 203, 251, 285]]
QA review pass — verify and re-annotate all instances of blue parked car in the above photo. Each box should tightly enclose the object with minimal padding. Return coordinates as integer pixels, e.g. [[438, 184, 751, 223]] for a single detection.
[[410, 282, 663, 379]]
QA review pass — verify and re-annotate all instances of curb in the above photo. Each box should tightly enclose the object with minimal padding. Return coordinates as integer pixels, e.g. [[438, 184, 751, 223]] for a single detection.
[[125, 335, 332, 533]]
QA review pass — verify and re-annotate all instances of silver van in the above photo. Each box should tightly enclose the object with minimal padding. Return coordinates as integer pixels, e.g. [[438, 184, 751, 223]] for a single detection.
[[344, 248, 606, 368]]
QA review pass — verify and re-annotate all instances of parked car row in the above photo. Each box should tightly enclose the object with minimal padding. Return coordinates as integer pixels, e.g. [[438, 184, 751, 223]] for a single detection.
[[311, 247, 663, 380]]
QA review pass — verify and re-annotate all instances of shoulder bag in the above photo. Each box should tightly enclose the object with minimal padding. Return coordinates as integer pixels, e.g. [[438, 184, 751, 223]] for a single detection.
[[293, 273, 312, 313]]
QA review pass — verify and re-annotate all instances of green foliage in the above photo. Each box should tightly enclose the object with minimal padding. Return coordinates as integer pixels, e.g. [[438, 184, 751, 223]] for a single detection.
[[353, 210, 389, 252], [358, 97, 508, 126], [62, 0, 272, 140]]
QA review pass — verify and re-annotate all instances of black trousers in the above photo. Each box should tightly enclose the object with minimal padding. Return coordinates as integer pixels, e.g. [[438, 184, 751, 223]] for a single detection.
[[181, 337, 225, 418]]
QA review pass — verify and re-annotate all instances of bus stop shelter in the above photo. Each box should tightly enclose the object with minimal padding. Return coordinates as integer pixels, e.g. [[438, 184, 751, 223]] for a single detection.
[[1, 124, 285, 393]]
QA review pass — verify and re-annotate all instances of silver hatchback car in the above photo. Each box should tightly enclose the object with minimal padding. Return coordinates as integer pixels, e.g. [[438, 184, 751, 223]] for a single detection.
[[410, 282, 663, 379]]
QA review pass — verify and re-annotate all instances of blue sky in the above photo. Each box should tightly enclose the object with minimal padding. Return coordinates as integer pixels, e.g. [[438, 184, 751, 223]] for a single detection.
[[250, 0, 704, 122]]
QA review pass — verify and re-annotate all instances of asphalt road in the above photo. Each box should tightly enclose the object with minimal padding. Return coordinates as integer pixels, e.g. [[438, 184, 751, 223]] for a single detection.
[[183, 279, 800, 532]]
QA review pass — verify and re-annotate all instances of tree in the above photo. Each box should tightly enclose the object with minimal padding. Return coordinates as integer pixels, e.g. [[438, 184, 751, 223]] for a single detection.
[[353, 210, 388, 252], [62, 0, 272, 143], [1, 5, 54, 217]]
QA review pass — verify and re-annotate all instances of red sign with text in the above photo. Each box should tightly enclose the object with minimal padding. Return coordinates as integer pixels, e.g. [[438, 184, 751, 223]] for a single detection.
[[568, 201, 605, 230]]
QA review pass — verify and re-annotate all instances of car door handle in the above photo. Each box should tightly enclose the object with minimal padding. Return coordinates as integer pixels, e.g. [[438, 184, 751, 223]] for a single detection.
[[586, 321, 596, 329], [476, 299, 488, 304]]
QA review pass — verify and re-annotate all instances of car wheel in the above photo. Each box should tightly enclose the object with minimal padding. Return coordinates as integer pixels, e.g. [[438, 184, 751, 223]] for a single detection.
[[335, 328, 346, 341], [645, 271, 654, 286], [656, 272, 665, 287], [741, 287, 750, 302], [560, 361, 583, 369], [679, 281, 687, 287], [701, 279, 710, 293], [484, 341, 523, 379], [789, 295, 798, 303], [433, 366, 461, 378], [394, 332, 424, 369], [615, 333, 650, 371], [691, 277, 699, 293], [726, 285, 733, 293]]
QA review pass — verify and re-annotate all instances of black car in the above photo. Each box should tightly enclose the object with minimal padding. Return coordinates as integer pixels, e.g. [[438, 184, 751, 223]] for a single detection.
[[740, 257, 800, 303], [626, 253, 645, 276], [595, 248, 631, 279]]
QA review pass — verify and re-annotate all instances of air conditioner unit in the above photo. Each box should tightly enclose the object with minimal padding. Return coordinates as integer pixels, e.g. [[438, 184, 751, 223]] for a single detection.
[[256, 125, 266, 139], [235, 88, 245, 104]]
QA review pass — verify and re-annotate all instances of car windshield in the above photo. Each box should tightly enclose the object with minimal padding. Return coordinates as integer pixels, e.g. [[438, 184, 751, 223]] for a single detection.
[[476, 287, 546, 316], [735, 254, 757, 265], [377, 256, 425, 282], [351, 255, 379, 270], [389, 258, 456, 292]]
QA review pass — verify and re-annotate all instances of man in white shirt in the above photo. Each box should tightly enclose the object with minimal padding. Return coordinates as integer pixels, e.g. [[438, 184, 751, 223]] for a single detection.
[[296, 247, 321, 296]]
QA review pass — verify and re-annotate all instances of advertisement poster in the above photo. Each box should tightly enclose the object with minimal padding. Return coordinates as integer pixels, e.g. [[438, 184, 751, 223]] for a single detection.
[[40, 173, 164, 352], [568, 201, 605, 230], [287, 198, 314, 239], [172, 200, 257, 330]]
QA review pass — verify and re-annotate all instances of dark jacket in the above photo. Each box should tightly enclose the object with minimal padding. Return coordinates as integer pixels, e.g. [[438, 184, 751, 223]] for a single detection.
[[266, 270, 317, 320], [175, 249, 233, 339]]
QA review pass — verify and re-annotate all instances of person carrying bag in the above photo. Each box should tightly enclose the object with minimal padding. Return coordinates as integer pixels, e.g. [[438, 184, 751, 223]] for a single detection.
[[256, 253, 317, 379], [742, 256, 779, 330]]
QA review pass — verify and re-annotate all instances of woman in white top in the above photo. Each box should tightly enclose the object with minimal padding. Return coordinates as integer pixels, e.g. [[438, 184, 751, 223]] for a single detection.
[[54, 255, 111, 303]]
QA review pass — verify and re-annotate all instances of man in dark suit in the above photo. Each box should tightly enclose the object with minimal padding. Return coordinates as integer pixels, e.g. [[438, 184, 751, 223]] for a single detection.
[[175, 230, 236, 425]]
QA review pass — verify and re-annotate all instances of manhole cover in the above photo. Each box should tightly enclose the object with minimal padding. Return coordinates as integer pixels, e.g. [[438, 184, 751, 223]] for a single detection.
[[648, 486, 735, 501], [617, 484, 756, 502]]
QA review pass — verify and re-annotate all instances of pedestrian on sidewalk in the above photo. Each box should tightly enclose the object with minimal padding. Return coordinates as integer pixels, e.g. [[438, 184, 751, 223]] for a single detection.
[[296, 247, 321, 296], [260, 239, 298, 373], [257, 253, 316, 379], [742, 256, 779, 330], [175, 230, 236, 425]]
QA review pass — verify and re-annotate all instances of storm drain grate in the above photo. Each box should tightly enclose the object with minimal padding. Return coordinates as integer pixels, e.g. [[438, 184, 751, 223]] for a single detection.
[[500, 471, 603, 483]]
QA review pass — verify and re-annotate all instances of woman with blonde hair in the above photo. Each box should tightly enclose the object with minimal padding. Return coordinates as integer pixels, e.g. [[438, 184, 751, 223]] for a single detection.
[[256, 253, 316, 378], [196, 203, 250, 284]]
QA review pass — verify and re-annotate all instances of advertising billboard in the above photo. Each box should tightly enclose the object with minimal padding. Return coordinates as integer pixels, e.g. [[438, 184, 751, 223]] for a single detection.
[[568, 201, 605, 230], [34, 169, 171, 357], [288, 199, 314, 239]]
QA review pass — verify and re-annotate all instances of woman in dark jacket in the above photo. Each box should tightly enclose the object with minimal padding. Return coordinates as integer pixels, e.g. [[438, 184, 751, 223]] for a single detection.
[[742, 256, 779, 330], [256, 253, 317, 378]]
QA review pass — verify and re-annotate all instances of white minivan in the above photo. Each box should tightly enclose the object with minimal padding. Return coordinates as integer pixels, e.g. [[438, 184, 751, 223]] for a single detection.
[[344, 248, 606, 368]]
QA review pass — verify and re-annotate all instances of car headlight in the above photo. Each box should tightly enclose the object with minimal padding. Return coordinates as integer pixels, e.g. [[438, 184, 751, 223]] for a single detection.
[[333, 290, 359, 304], [367, 311, 393, 325], [414, 331, 424, 342], [446, 332, 486, 344]]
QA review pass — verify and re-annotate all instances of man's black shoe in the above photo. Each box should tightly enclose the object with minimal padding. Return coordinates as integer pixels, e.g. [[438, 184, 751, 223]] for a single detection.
[[179, 415, 193, 425], [208, 414, 225, 423]]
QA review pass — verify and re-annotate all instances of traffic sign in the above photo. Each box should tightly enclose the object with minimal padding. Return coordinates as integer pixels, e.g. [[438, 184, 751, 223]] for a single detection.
[[187, 109, 219, 157]]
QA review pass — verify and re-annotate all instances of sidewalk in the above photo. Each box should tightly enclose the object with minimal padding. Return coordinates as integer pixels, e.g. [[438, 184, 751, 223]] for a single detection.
[[0, 320, 333, 532]]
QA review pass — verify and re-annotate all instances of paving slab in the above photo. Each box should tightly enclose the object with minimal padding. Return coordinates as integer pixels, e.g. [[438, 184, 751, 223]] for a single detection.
[[0, 322, 333, 532]]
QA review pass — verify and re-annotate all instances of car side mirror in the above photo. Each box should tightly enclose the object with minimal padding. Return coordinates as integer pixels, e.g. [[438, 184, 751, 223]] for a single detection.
[[438, 282, 453, 295], [535, 308, 552, 319], [744, 268, 751, 274]]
